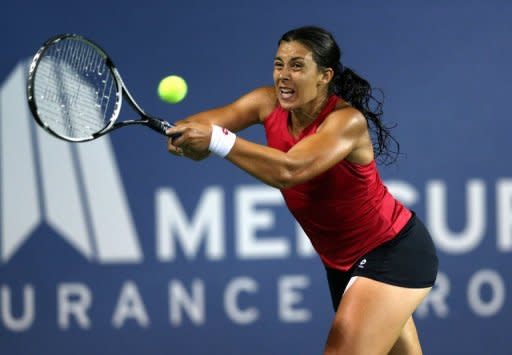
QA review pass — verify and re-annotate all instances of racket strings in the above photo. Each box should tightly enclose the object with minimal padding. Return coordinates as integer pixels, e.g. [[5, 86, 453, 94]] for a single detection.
[[33, 37, 119, 139]]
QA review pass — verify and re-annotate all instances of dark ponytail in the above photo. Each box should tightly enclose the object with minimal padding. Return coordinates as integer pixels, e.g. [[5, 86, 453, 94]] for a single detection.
[[335, 66, 399, 165], [279, 26, 400, 165]]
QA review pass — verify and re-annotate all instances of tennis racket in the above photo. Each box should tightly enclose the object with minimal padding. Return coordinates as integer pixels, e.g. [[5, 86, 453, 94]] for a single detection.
[[27, 33, 176, 142]]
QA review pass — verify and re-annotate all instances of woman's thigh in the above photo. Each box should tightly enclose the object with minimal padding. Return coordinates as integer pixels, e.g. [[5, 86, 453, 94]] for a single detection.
[[324, 277, 431, 355]]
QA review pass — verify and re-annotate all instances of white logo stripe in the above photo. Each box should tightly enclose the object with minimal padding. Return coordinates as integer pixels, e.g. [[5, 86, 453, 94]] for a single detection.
[[0, 60, 142, 264], [77, 139, 142, 263], [1, 62, 41, 262], [34, 125, 94, 259]]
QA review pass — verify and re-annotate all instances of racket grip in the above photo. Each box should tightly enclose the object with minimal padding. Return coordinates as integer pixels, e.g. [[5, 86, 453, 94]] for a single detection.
[[147, 118, 180, 138]]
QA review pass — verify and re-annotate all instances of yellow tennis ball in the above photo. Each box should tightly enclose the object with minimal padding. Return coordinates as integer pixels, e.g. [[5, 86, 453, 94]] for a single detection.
[[157, 75, 188, 104]]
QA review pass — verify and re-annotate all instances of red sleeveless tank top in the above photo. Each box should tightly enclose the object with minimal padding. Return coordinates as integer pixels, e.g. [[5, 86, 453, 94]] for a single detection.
[[263, 95, 411, 271]]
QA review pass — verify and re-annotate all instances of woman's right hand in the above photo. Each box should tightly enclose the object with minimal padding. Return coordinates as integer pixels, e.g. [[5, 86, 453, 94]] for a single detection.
[[166, 120, 212, 161]]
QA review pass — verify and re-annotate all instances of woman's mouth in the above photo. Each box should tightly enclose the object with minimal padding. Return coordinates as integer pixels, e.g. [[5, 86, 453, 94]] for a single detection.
[[279, 87, 295, 100]]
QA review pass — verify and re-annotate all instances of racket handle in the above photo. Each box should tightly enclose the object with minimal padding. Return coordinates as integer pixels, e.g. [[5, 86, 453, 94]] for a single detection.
[[147, 117, 180, 138]]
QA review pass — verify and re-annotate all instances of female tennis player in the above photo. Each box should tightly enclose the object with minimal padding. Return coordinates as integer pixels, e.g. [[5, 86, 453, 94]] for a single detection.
[[166, 26, 438, 355]]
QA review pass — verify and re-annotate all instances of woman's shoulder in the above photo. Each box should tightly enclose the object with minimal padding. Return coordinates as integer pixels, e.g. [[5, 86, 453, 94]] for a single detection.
[[320, 97, 368, 136], [329, 97, 365, 123], [247, 86, 278, 122]]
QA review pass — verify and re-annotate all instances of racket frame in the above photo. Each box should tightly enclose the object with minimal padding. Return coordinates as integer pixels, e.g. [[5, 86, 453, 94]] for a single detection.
[[27, 34, 173, 143]]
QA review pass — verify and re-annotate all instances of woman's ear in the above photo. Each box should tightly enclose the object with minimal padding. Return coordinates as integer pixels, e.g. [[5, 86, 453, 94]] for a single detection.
[[319, 68, 334, 85]]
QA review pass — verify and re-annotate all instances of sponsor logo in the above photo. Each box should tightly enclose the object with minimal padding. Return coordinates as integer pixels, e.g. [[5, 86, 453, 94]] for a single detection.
[[357, 258, 367, 269], [0, 60, 142, 264]]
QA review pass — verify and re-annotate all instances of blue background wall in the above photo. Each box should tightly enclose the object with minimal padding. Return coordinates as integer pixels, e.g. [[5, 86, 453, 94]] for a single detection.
[[1, 1, 511, 354]]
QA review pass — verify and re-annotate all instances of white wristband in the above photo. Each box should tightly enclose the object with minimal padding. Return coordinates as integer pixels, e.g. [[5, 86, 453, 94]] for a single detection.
[[208, 125, 237, 158]]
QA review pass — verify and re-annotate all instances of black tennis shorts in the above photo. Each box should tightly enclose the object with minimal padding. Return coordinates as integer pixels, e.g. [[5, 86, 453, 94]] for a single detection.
[[325, 212, 438, 311]]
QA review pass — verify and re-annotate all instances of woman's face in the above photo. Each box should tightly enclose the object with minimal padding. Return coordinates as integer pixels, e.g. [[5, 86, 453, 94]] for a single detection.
[[273, 41, 329, 112]]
